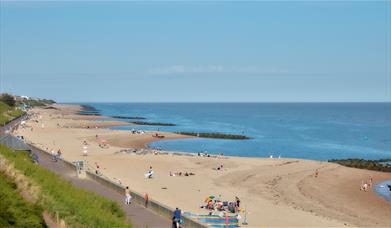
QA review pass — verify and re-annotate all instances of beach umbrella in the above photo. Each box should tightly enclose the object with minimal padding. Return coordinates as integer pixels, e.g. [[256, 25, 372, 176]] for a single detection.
[[209, 195, 215, 199]]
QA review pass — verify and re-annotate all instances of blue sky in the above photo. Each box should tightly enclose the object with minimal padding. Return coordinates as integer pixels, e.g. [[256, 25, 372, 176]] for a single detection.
[[1, 1, 390, 102]]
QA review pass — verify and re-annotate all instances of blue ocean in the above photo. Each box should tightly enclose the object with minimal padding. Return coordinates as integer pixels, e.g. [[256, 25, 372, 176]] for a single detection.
[[81, 103, 391, 161]]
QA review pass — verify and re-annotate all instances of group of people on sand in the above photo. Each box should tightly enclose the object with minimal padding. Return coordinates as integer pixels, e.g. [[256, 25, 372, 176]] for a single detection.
[[201, 195, 241, 214], [130, 129, 145, 134], [360, 176, 373, 192], [169, 171, 195, 177]]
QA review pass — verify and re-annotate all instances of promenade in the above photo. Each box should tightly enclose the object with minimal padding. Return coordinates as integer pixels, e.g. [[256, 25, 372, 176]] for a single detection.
[[0, 116, 171, 228]]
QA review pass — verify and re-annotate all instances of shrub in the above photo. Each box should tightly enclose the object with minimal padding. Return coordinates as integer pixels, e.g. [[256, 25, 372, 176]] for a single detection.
[[0, 93, 16, 107], [0, 171, 46, 227]]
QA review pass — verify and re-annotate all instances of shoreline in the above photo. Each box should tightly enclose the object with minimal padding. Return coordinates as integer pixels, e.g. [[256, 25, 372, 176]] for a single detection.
[[13, 104, 391, 227]]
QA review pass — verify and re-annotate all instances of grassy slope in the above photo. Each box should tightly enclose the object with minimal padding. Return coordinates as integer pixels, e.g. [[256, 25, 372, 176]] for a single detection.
[[0, 145, 131, 227], [0, 171, 46, 228], [0, 102, 25, 126]]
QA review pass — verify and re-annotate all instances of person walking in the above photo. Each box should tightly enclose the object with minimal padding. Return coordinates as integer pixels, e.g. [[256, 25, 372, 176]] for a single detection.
[[125, 186, 132, 204], [144, 193, 149, 208], [172, 207, 181, 228]]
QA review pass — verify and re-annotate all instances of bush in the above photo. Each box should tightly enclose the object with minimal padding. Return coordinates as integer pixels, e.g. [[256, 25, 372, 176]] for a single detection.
[[0, 102, 25, 126], [0, 145, 131, 227], [0, 171, 46, 227], [0, 94, 16, 107]]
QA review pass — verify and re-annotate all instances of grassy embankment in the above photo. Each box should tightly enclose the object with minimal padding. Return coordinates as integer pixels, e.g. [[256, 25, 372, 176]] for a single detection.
[[329, 158, 391, 172], [176, 132, 250, 140], [0, 171, 46, 227], [18, 98, 56, 107], [0, 102, 25, 126], [0, 145, 131, 227]]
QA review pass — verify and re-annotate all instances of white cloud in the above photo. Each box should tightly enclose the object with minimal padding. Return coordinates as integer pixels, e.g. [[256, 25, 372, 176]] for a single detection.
[[146, 65, 289, 75]]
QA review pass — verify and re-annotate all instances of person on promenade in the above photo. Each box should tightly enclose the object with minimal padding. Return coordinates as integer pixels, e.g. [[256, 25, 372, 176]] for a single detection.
[[56, 149, 62, 160], [125, 186, 132, 204], [51, 149, 57, 162], [172, 207, 181, 228], [144, 193, 149, 208]]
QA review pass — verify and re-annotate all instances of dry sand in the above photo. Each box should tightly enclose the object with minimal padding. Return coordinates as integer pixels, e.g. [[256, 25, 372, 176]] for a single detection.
[[14, 104, 391, 227]]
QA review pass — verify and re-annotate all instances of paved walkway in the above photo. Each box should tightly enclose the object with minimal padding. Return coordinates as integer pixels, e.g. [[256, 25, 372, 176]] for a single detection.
[[1, 116, 172, 228]]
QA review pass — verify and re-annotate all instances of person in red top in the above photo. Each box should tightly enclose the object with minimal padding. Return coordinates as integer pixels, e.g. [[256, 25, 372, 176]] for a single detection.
[[144, 193, 149, 208]]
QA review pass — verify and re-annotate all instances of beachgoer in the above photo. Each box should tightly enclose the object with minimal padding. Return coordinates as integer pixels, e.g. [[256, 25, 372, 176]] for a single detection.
[[32, 153, 39, 164], [144, 193, 149, 208], [51, 149, 57, 162], [172, 208, 181, 228], [148, 166, 153, 178], [368, 176, 373, 188], [235, 196, 241, 208], [315, 169, 319, 178], [56, 149, 62, 161], [125, 186, 132, 204]]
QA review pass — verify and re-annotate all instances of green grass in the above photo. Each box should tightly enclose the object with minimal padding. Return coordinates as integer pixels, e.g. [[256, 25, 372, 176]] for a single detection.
[[18, 99, 55, 107], [329, 158, 391, 172], [0, 102, 25, 126], [176, 132, 250, 140], [0, 171, 46, 228], [0, 145, 131, 227]]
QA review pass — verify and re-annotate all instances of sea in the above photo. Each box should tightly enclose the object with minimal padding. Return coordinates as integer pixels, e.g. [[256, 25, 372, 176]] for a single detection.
[[80, 102, 391, 161]]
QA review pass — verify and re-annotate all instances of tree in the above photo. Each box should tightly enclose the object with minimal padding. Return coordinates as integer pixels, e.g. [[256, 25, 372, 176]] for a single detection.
[[0, 94, 16, 107]]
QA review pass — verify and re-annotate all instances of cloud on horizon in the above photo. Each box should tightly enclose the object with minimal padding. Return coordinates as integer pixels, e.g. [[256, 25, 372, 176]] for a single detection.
[[146, 65, 290, 75]]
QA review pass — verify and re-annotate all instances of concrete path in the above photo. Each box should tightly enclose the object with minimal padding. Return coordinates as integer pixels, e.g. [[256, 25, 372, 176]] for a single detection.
[[1, 116, 172, 228]]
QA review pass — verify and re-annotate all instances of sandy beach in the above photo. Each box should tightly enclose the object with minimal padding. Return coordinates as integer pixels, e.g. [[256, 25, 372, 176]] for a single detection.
[[14, 104, 391, 227]]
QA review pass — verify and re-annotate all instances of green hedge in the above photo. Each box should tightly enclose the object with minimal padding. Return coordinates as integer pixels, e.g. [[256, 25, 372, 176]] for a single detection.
[[0, 145, 131, 227], [0, 171, 46, 228]]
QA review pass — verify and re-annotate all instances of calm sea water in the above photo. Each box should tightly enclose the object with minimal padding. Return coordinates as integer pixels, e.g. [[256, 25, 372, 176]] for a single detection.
[[374, 180, 391, 203], [81, 103, 391, 161]]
